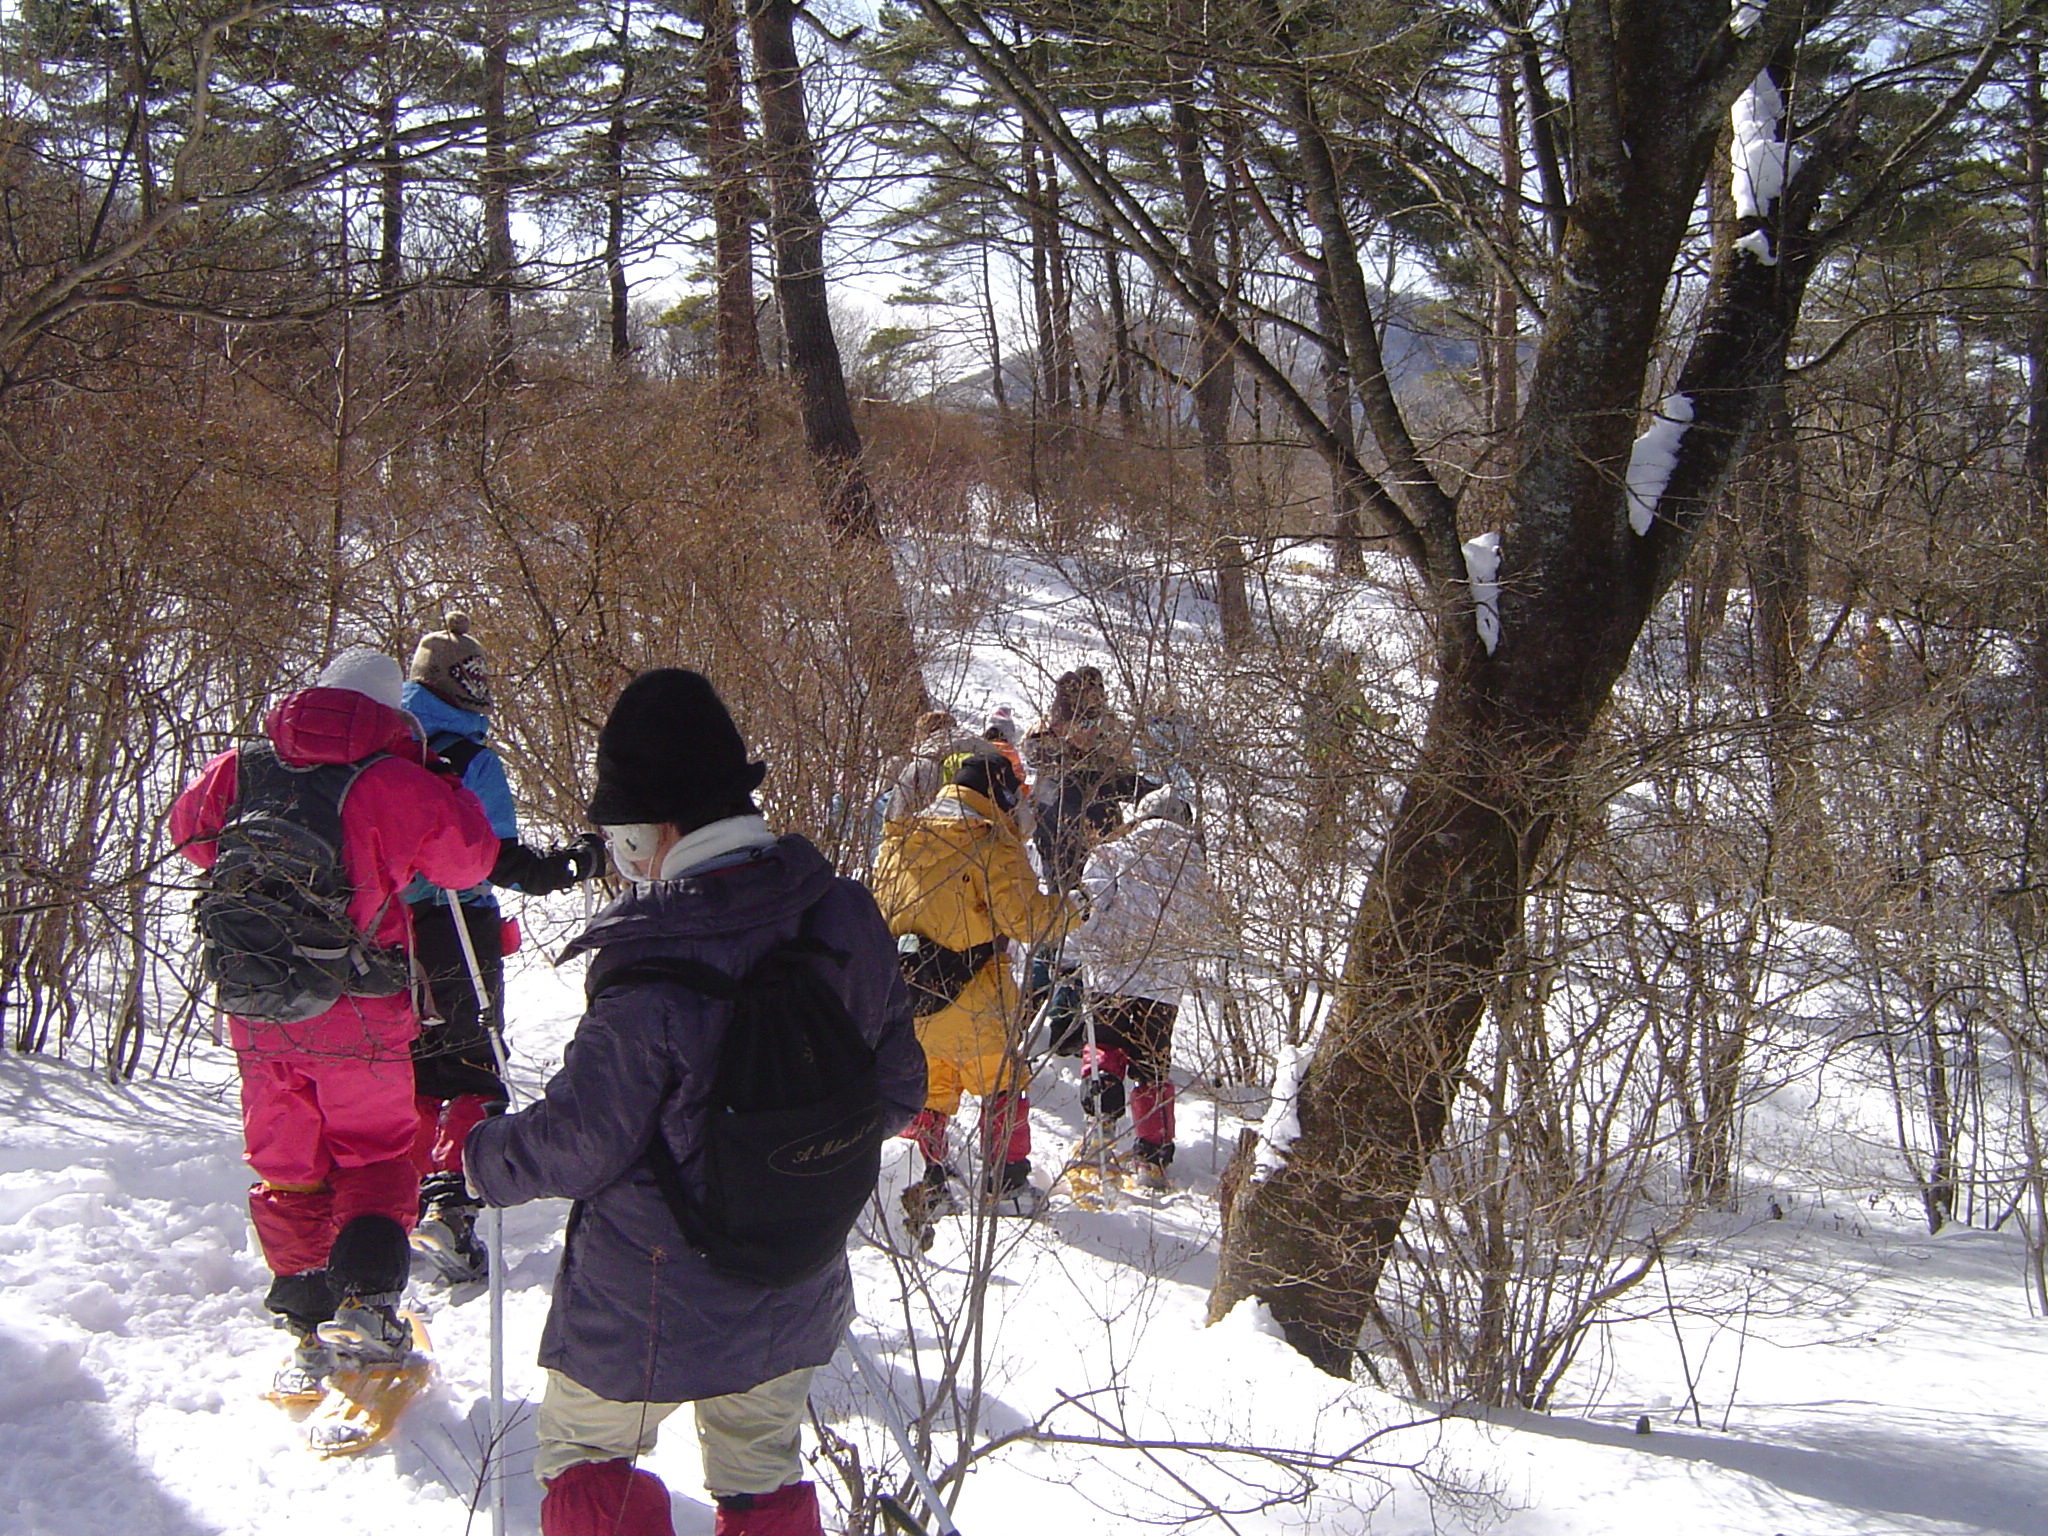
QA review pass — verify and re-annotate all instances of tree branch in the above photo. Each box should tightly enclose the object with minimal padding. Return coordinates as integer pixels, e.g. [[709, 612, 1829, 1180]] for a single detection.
[[910, 0, 1434, 573]]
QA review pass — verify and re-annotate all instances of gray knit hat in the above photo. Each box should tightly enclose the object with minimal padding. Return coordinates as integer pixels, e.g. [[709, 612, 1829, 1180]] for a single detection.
[[410, 612, 491, 714], [317, 647, 404, 710]]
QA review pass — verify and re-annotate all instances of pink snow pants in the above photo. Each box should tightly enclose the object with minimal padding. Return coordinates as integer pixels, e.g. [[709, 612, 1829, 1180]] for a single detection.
[[902, 1094, 1031, 1167], [240, 1046, 420, 1277]]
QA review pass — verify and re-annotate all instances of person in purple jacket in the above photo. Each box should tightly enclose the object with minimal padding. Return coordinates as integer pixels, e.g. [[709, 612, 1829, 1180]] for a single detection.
[[463, 670, 925, 1536]]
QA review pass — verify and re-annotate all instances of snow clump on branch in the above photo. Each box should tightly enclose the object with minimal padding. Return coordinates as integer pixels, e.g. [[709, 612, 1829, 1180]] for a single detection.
[[1736, 230, 1779, 266], [1625, 395, 1694, 536], [1730, 1, 1764, 37], [1462, 531, 1501, 655], [1732, 70, 1790, 264]]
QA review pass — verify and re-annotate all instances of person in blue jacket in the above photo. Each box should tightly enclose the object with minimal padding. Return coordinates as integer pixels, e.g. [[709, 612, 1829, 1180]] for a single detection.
[[402, 613, 602, 1285]]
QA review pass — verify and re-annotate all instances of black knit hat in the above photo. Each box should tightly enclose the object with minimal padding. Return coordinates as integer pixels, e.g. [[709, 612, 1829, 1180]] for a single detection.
[[951, 750, 1020, 813], [585, 669, 767, 829]]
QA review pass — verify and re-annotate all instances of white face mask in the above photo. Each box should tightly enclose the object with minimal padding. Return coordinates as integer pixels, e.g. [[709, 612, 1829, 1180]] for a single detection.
[[600, 823, 664, 884]]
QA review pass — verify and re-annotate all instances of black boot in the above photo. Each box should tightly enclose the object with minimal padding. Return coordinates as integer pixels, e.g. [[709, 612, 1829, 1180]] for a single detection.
[[1130, 1138, 1174, 1192], [413, 1171, 489, 1287], [984, 1158, 1046, 1217], [1079, 1071, 1127, 1120], [265, 1270, 336, 1396], [320, 1216, 414, 1365]]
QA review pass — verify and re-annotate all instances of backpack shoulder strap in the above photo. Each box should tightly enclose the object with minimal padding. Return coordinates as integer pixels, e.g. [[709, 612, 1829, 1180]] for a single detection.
[[229, 739, 289, 807], [778, 895, 849, 970], [588, 954, 739, 1005], [588, 895, 844, 1004], [227, 741, 350, 847], [232, 744, 389, 813]]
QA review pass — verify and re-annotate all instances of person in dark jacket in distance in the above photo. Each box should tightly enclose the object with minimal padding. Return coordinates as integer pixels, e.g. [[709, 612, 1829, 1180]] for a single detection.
[[464, 669, 924, 1536], [400, 612, 602, 1287]]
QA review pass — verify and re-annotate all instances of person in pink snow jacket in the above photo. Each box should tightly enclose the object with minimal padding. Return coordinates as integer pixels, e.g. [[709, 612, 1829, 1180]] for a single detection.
[[170, 647, 498, 1387]]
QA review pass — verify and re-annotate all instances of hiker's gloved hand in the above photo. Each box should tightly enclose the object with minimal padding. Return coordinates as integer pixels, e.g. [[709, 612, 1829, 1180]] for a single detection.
[[491, 836, 590, 895], [566, 832, 606, 883]]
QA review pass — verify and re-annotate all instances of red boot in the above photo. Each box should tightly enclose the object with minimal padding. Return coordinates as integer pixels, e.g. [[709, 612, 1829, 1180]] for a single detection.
[[541, 1458, 676, 1536], [713, 1480, 824, 1536]]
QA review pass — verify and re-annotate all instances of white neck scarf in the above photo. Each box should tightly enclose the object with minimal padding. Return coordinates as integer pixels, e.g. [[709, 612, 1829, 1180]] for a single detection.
[[604, 815, 776, 884], [657, 814, 775, 880]]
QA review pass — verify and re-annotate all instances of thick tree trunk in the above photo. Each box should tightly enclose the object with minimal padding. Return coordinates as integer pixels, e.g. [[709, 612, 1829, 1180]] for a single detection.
[[375, 0, 405, 385], [745, 0, 926, 722], [1745, 387, 1817, 866], [747, 0, 877, 538], [377, 2, 403, 317], [1316, 275, 1365, 575], [1170, 87, 1251, 651], [2024, 38, 2048, 692], [701, 0, 761, 426], [1102, 242, 1137, 433], [1492, 51, 1521, 440], [481, 2, 515, 386], [1095, 107, 1138, 434], [1042, 132, 1078, 432], [604, 101, 632, 362], [1210, 31, 1820, 1370], [2027, 39, 2048, 488], [1021, 130, 1071, 461]]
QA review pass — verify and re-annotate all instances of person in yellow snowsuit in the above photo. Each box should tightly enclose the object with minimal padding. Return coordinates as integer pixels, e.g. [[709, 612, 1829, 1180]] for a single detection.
[[869, 752, 1073, 1228]]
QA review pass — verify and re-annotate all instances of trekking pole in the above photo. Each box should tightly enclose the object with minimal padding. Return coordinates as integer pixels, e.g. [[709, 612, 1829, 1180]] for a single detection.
[[1081, 996, 1112, 1198], [844, 1331, 964, 1536], [445, 892, 510, 1536], [1017, 926, 1072, 1080]]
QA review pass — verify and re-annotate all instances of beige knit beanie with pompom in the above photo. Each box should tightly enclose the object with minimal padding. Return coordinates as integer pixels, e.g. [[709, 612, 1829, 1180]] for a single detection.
[[409, 611, 492, 714]]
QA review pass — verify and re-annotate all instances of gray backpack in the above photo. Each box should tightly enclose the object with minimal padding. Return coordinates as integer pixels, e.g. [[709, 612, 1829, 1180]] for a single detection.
[[194, 742, 408, 1023]]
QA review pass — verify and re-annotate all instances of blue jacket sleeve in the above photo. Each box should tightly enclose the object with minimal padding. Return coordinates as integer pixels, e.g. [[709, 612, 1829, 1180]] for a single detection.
[[462, 746, 520, 839], [464, 990, 690, 1207]]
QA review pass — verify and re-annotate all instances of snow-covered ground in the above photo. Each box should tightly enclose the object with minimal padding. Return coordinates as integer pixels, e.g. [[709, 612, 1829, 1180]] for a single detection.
[[6, 544, 2046, 1535], [4, 972, 2046, 1536]]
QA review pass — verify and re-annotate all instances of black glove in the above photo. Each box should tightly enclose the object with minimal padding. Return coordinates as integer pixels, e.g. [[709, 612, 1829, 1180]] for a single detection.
[[565, 831, 606, 883], [490, 832, 606, 895], [490, 838, 570, 895]]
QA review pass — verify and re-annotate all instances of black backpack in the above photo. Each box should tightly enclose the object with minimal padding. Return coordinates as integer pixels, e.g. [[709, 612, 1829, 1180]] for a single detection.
[[895, 932, 997, 1017], [590, 901, 887, 1288], [194, 742, 410, 1024]]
